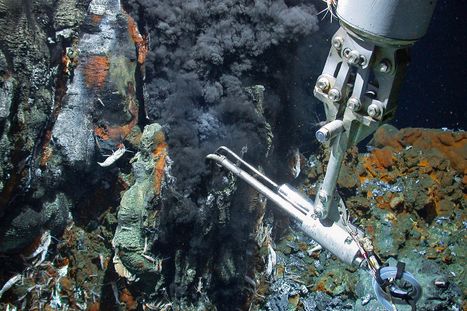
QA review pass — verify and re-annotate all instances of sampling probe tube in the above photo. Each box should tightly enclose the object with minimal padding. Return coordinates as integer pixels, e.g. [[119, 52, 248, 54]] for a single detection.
[[206, 152, 362, 266]]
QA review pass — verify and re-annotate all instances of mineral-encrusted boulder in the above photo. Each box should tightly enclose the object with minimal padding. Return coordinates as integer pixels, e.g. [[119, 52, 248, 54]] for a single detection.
[[112, 123, 168, 280], [371, 125, 466, 173]]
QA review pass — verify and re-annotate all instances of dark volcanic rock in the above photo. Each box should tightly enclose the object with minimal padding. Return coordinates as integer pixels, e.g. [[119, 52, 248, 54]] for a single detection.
[[0, 0, 90, 251]]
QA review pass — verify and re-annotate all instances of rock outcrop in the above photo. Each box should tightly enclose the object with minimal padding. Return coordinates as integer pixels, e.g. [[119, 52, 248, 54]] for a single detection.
[[0, 0, 90, 251]]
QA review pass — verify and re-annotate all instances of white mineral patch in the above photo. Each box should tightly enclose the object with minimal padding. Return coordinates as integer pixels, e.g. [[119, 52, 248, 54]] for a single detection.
[[0, 78, 14, 119], [53, 107, 94, 164], [56, 28, 73, 39], [89, 0, 121, 16], [79, 21, 116, 55]]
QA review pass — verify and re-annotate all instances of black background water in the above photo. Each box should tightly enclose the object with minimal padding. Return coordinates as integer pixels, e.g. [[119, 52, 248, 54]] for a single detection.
[[395, 0, 466, 129]]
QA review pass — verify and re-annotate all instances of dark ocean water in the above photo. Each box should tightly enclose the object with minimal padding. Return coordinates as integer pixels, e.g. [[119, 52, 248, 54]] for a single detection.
[[395, 0, 466, 129]]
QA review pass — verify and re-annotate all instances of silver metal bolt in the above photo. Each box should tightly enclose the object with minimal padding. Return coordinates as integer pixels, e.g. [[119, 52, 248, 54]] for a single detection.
[[348, 50, 361, 66], [332, 36, 343, 50], [316, 76, 330, 92], [314, 206, 324, 219], [315, 190, 328, 219], [328, 88, 341, 102], [367, 103, 382, 118], [318, 190, 328, 204], [360, 55, 368, 66], [343, 48, 351, 58], [347, 97, 361, 112], [378, 59, 391, 73]]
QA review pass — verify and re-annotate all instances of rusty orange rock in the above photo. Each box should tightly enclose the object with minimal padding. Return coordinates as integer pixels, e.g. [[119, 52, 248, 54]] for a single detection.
[[120, 288, 138, 310], [373, 148, 394, 169], [358, 127, 465, 217], [90, 14, 103, 25], [314, 279, 333, 295], [373, 127, 466, 174], [127, 15, 149, 64], [87, 302, 100, 311], [94, 126, 110, 141], [56, 257, 70, 268], [371, 124, 403, 149], [84, 55, 110, 89], [40, 145, 53, 168], [152, 131, 168, 196], [418, 159, 430, 167], [360, 150, 395, 183], [94, 97, 139, 143]]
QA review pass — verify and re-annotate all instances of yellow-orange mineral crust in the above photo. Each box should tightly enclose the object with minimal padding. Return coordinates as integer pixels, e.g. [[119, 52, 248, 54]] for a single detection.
[[373, 127, 466, 173], [360, 148, 395, 184]]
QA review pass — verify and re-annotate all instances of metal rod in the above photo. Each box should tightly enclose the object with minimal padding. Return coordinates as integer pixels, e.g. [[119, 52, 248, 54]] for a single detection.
[[315, 132, 348, 219], [207, 154, 305, 220], [215, 146, 278, 189], [207, 152, 362, 266]]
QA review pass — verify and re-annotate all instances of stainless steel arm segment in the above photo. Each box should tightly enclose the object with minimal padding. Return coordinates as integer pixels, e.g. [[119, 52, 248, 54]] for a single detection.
[[313, 0, 437, 220]]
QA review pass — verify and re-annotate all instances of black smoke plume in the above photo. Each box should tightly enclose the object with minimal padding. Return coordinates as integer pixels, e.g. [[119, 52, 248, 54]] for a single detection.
[[123, 0, 330, 306], [125, 0, 321, 194]]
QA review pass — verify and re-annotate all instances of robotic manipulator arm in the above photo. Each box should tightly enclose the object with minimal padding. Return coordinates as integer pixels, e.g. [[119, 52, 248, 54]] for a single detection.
[[207, 1, 436, 309], [314, 0, 437, 221]]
